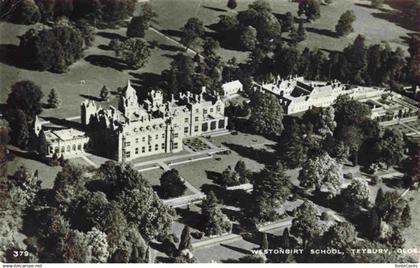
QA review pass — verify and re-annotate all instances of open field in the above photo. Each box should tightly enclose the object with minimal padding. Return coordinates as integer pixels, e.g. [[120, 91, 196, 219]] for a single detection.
[[149, 0, 414, 56], [0, 0, 416, 121], [7, 154, 61, 189], [0, 21, 185, 118]]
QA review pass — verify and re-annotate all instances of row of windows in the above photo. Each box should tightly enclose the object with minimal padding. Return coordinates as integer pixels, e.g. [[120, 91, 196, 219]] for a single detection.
[[126, 142, 178, 158], [194, 106, 221, 114], [126, 133, 167, 147], [51, 143, 85, 154]]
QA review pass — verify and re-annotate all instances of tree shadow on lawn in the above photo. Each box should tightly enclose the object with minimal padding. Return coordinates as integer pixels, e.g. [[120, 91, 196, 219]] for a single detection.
[[160, 29, 183, 39], [205, 24, 245, 52], [371, 9, 418, 32], [84, 54, 130, 71], [222, 142, 276, 166], [382, 176, 405, 189], [97, 44, 113, 51], [296, 189, 344, 214], [202, 5, 227, 13], [221, 207, 243, 222], [80, 94, 103, 102], [158, 44, 183, 52], [220, 243, 251, 255], [96, 31, 127, 41], [175, 207, 205, 232], [201, 183, 251, 209], [205, 170, 222, 184], [305, 27, 338, 38], [9, 148, 40, 162], [0, 44, 39, 71]]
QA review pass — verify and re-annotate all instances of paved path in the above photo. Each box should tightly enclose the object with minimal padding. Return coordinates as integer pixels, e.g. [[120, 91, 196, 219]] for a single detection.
[[163, 193, 206, 208], [192, 218, 293, 250], [132, 146, 226, 168], [149, 26, 204, 60]]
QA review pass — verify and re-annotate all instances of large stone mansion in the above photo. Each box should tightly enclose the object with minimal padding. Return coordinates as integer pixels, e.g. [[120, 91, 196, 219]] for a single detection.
[[33, 80, 229, 162], [80, 80, 228, 161]]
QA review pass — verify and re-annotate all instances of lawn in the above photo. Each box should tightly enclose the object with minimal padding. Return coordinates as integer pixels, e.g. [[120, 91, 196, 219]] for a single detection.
[[140, 167, 165, 186], [140, 167, 195, 196], [175, 133, 269, 190], [7, 154, 61, 189], [1, 0, 415, 120], [0, 19, 185, 118], [149, 0, 414, 59]]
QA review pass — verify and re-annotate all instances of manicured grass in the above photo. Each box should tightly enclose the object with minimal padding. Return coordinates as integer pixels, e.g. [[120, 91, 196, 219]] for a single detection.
[[210, 131, 275, 148], [149, 0, 413, 58], [175, 135, 267, 190], [1, 0, 414, 120], [140, 167, 195, 196], [7, 154, 61, 189], [0, 20, 184, 118], [140, 168, 165, 186]]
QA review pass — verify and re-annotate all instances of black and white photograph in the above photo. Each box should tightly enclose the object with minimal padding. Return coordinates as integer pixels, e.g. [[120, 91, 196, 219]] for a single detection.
[[0, 0, 419, 266]]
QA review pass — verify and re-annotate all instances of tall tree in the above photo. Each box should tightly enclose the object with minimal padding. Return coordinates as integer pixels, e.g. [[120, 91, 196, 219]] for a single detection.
[[298, 153, 343, 195], [159, 169, 187, 199], [100, 85, 110, 101], [298, 0, 321, 21], [335, 10, 356, 36], [324, 222, 357, 249], [201, 191, 232, 236], [249, 91, 284, 137], [296, 21, 306, 42], [239, 26, 258, 51], [8, 109, 30, 149], [341, 179, 370, 211], [127, 16, 148, 38], [260, 232, 268, 250], [178, 225, 192, 252], [379, 129, 405, 169], [114, 38, 151, 69], [180, 17, 205, 48], [227, 0, 237, 10], [19, 25, 85, 73], [291, 200, 321, 248], [47, 88, 61, 108], [75, 19, 95, 47], [250, 164, 292, 222], [342, 35, 368, 84], [7, 80, 43, 120], [37, 129, 48, 161], [282, 12, 294, 32], [407, 35, 420, 88]]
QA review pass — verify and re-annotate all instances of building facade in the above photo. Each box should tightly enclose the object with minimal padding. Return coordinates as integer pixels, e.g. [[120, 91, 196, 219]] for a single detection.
[[254, 75, 389, 115], [81, 80, 228, 162]]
